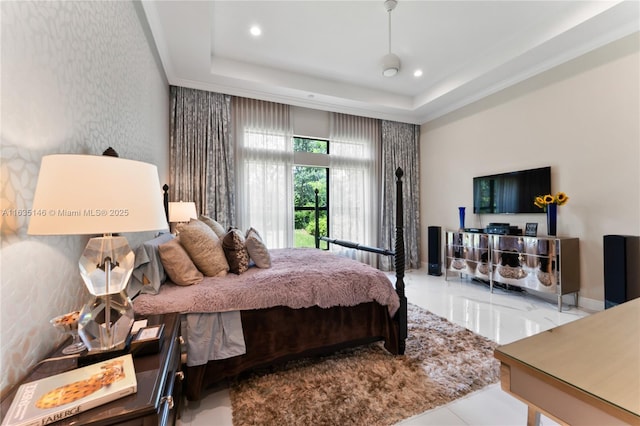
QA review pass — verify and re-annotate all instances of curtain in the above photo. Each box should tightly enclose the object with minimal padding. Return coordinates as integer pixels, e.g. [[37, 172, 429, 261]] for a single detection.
[[169, 86, 234, 227], [329, 113, 381, 266], [233, 97, 293, 248], [381, 120, 421, 270]]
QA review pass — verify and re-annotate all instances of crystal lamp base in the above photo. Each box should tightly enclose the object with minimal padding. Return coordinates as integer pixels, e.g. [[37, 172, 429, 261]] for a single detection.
[[77, 235, 136, 353], [78, 291, 134, 353]]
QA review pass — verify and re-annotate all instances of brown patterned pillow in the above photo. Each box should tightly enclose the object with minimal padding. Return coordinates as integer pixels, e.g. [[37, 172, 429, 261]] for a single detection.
[[222, 228, 250, 274], [158, 238, 204, 286], [245, 227, 271, 268], [198, 214, 226, 239], [177, 219, 229, 277]]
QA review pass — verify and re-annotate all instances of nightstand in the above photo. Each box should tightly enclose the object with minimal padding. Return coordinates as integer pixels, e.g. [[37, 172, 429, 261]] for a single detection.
[[1, 312, 183, 426]]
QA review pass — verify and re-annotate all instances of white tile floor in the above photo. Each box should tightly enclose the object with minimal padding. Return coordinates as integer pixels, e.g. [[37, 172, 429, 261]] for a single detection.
[[177, 270, 591, 426]]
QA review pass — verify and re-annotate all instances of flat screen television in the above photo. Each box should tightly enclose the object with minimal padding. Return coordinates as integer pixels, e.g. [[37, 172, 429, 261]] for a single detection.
[[473, 166, 551, 214]]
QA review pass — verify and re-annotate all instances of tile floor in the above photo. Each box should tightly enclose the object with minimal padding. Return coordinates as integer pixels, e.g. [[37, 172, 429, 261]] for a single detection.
[[177, 270, 591, 426]]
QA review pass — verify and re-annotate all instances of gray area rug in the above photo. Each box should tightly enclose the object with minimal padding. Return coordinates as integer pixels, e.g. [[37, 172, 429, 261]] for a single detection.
[[230, 303, 500, 425]]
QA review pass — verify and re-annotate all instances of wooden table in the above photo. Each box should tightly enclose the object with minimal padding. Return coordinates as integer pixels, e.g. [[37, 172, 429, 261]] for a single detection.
[[1, 313, 182, 425], [494, 298, 640, 426]]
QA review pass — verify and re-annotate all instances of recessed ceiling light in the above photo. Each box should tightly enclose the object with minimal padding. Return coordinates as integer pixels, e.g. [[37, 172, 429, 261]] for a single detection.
[[413, 69, 423, 77], [250, 26, 261, 37]]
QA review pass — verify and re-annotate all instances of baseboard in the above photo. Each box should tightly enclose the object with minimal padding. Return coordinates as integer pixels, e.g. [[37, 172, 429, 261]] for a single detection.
[[575, 295, 603, 312]]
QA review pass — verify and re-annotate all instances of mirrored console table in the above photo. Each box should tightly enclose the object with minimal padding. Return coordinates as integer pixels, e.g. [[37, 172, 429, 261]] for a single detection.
[[445, 231, 580, 311]]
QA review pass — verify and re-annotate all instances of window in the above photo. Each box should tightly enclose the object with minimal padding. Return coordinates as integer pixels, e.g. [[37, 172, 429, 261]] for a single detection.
[[293, 166, 328, 249], [235, 103, 379, 262], [293, 137, 329, 249], [294, 138, 327, 154]]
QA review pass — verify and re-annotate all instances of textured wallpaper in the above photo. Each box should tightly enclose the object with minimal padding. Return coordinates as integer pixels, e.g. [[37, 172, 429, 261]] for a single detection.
[[0, 1, 169, 393]]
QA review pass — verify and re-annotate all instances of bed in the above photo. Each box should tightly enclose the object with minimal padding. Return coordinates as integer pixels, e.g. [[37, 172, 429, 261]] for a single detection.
[[131, 169, 408, 401]]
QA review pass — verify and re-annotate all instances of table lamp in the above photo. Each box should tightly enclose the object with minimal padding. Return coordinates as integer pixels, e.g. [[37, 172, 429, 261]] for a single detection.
[[168, 201, 197, 224], [28, 154, 168, 353]]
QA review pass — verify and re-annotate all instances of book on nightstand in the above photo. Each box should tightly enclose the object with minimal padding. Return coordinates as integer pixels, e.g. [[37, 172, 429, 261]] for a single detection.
[[1, 354, 137, 426]]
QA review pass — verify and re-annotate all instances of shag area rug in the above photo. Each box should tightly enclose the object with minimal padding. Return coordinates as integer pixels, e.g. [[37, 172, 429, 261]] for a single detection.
[[230, 303, 500, 425]]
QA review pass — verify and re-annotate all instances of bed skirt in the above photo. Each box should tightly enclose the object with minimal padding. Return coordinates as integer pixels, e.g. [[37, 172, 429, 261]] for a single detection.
[[183, 301, 400, 401]]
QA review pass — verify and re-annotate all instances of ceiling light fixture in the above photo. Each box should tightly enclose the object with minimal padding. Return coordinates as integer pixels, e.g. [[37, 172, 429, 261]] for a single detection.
[[382, 0, 400, 77]]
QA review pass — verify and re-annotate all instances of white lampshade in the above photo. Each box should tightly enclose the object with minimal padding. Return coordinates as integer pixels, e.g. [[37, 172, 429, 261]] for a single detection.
[[27, 154, 168, 353], [168, 201, 197, 223], [28, 154, 168, 235]]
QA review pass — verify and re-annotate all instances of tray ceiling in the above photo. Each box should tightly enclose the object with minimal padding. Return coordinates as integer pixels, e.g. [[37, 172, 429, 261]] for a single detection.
[[141, 1, 639, 124]]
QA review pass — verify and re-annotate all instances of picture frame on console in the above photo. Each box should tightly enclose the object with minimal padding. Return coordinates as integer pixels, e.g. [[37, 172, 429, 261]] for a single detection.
[[525, 223, 538, 237]]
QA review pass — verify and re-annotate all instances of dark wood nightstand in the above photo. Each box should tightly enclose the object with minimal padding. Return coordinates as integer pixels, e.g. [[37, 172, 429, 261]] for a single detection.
[[1, 312, 183, 426]]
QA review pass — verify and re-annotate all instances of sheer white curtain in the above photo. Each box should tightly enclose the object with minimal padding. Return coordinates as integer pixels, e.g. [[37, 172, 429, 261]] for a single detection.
[[233, 97, 293, 248], [329, 113, 381, 266]]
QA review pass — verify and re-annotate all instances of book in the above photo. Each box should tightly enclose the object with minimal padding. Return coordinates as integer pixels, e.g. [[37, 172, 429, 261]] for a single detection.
[[2, 354, 137, 426]]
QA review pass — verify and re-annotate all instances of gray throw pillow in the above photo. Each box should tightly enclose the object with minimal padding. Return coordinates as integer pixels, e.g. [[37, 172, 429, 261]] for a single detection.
[[177, 219, 229, 277], [245, 227, 271, 268], [198, 214, 226, 239], [158, 238, 204, 286]]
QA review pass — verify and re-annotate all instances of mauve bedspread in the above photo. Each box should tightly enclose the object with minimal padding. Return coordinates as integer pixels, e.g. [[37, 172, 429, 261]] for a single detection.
[[133, 248, 400, 316]]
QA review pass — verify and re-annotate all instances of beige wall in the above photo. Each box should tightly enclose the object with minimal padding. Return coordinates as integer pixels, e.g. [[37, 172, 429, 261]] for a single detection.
[[0, 1, 169, 394], [420, 33, 640, 309]]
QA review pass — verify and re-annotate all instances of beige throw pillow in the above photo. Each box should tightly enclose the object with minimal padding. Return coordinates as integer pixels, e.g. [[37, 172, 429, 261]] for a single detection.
[[245, 227, 271, 268], [222, 228, 250, 274], [177, 219, 229, 276], [158, 238, 204, 286], [198, 214, 226, 239]]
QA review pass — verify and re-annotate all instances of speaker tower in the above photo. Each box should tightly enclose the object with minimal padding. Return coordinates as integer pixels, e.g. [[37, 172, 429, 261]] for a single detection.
[[603, 235, 640, 309], [428, 226, 442, 276]]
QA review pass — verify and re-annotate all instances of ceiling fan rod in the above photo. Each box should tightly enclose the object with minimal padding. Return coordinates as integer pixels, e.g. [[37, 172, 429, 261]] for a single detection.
[[386, 0, 397, 54], [382, 0, 400, 77], [388, 5, 392, 54]]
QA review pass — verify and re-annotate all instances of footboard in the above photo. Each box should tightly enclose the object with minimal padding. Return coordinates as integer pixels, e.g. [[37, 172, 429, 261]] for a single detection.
[[315, 167, 407, 355]]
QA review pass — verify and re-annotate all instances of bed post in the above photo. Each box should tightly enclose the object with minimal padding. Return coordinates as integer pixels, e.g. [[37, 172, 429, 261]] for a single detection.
[[310, 168, 407, 354], [395, 168, 407, 355], [314, 188, 320, 249], [163, 184, 169, 221]]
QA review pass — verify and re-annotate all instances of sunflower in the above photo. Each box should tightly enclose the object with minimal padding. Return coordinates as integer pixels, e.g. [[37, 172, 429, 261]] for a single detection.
[[534, 192, 570, 209], [534, 196, 546, 209], [556, 192, 569, 205]]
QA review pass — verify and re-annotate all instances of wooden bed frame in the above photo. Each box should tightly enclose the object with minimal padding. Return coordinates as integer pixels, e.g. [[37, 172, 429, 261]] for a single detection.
[[313, 167, 407, 355], [161, 168, 407, 401]]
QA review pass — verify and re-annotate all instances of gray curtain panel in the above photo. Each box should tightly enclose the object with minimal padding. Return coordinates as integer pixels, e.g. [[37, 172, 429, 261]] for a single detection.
[[380, 120, 421, 271], [169, 86, 235, 228]]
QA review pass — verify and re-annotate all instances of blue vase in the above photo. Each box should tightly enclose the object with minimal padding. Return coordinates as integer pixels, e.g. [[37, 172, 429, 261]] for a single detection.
[[546, 203, 557, 236], [458, 207, 466, 230]]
